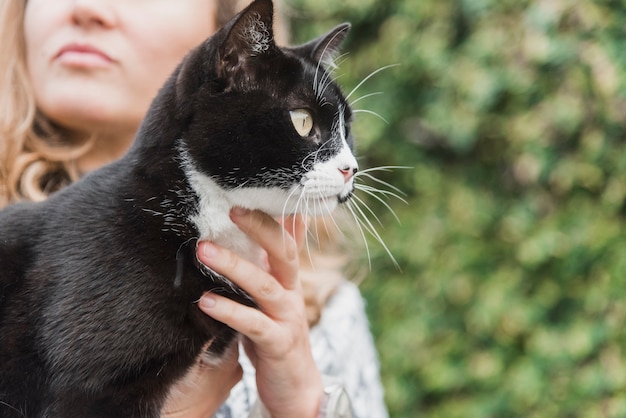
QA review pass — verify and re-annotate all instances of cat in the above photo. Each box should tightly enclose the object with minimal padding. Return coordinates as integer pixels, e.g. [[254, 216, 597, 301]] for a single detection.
[[0, 0, 358, 416]]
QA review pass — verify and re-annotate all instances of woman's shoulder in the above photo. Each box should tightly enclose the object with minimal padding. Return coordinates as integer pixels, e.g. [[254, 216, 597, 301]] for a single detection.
[[311, 281, 389, 417], [310, 280, 369, 350]]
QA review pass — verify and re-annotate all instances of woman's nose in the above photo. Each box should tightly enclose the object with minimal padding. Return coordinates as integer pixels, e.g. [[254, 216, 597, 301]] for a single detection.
[[71, 0, 118, 29]]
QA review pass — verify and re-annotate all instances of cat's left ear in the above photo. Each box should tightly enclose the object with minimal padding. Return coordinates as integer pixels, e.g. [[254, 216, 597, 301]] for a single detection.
[[290, 23, 351, 70], [217, 0, 277, 78]]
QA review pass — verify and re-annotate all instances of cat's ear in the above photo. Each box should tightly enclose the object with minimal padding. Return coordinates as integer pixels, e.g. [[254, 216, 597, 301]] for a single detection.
[[217, 0, 276, 78], [292, 23, 351, 70]]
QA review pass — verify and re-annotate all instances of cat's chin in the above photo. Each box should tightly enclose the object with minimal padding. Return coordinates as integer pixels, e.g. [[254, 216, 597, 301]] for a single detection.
[[221, 185, 339, 217], [299, 196, 340, 216], [257, 193, 342, 218]]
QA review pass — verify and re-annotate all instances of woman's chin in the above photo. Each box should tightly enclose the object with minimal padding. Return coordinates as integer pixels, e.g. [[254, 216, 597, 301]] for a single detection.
[[41, 99, 143, 136]]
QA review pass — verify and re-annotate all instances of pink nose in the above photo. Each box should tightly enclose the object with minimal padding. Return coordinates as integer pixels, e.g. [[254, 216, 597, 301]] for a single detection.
[[339, 166, 358, 182]]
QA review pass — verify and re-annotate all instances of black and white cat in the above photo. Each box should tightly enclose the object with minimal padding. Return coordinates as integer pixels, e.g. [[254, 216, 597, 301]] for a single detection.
[[0, 0, 358, 416]]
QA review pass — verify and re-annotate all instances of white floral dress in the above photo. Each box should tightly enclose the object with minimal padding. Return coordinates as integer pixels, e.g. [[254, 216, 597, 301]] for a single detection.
[[214, 281, 389, 418]]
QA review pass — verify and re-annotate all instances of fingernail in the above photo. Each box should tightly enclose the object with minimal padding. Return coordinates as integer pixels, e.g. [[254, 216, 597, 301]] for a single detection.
[[201, 242, 219, 259], [230, 207, 250, 217], [199, 294, 217, 310]]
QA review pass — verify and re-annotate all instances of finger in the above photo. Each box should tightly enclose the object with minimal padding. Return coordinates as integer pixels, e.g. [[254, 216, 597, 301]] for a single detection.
[[197, 241, 285, 314], [280, 215, 307, 251], [230, 208, 299, 290], [162, 340, 242, 417], [231, 208, 298, 261], [198, 292, 277, 348]]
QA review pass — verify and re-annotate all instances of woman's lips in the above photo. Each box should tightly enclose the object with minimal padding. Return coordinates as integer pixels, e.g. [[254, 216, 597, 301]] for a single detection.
[[55, 44, 115, 68]]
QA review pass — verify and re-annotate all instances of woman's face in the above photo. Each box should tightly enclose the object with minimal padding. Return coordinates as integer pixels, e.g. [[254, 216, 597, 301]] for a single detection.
[[24, 0, 217, 137]]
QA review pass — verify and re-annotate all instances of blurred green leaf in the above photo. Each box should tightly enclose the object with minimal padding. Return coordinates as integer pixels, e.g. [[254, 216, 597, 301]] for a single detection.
[[290, 0, 626, 416]]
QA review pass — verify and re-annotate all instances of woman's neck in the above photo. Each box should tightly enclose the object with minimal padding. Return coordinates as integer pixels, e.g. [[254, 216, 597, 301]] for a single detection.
[[76, 127, 137, 174]]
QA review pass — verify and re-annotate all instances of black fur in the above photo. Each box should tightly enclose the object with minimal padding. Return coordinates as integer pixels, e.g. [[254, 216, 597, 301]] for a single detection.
[[0, 0, 352, 416]]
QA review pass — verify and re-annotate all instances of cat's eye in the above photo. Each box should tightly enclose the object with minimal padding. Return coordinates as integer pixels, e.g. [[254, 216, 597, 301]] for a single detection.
[[289, 109, 314, 137]]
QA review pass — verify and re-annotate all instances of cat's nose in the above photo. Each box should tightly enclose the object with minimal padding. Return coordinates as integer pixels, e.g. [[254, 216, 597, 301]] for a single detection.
[[339, 166, 358, 182]]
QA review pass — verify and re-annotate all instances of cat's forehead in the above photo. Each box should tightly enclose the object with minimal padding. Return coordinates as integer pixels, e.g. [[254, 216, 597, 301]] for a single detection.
[[279, 49, 348, 109]]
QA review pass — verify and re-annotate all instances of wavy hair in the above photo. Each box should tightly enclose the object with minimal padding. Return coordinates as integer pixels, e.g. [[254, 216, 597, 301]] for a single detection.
[[0, 0, 288, 206], [0, 0, 88, 204]]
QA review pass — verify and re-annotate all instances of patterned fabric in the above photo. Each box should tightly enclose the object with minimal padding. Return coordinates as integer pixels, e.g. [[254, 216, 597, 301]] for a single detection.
[[214, 281, 389, 418]]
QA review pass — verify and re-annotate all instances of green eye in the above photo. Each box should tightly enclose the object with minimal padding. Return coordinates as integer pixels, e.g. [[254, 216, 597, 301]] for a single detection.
[[289, 109, 314, 137]]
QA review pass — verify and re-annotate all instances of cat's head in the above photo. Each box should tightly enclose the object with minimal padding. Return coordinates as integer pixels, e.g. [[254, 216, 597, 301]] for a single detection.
[[175, 0, 357, 217]]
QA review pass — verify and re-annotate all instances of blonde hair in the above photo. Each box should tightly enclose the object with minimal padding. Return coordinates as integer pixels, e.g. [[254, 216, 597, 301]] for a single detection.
[[0, 0, 289, 206], [0, 0, 88, 205]]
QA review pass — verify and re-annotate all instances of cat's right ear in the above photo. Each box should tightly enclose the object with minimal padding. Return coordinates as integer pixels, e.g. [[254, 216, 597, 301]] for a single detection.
[[216, 0, 277, 83], [172, 0, 276, 116]]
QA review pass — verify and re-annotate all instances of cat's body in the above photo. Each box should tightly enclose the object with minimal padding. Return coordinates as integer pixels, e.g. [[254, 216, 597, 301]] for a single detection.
[[0, 1, 357, 416]]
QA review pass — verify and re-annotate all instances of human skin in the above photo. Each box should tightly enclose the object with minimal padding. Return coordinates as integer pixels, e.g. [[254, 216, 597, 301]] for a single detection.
[[198, 209, 324, 418], [24, 0, 217, 172], [21, 0, 324, 416]]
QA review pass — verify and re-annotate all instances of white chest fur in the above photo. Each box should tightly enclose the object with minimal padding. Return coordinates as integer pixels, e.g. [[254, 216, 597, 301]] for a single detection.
[[186, 170, 265, 266]]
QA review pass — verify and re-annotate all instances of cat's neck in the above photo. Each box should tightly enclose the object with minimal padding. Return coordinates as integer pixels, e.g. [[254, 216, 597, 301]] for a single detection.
[[185, 169, 266, 267]]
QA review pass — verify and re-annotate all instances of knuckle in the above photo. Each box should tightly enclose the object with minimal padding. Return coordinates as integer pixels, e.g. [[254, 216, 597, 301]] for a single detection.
[[244, 210, 269, 231], [291, 301, 308, 324], [247, 315, 267, 339], [258, 276, 279, 298], [283, 235, 299, 262], [256, 211, 276, 230], [220, 248, 240, 273], [243, 210, 280, 237], [224, 301, 239, 322]]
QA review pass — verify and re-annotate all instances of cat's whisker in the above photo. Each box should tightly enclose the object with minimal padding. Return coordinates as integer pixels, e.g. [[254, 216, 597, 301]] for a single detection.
[[348, 198, 400, 270], [0, 400, 26, 417], [233, 179, 250, 190], [318, 214, 333, 243], [304, 195, 317, 266], [356, 189, 402, 224], [327, 200, 346, 238], [355, 169, 408, 198], [319, 197, 341, 240], [345, 64, 400, 101], [281, 185, 306, 244], [340, 165, 410, 268], [284, 183, 304, 214], [313, 28, 350, 98], [313, 199, 322, 248], [351, 193, 386, 227], [315, 53, 348, 102], [288, 185, 312, 263], [349, 92, 384, 107], [343, 201, 373, 270], [301, 135, 334, 170], [356, 183, 408, 206], [315, 71, 329, 100], [318, 72, 344, 104], [357, 165, 412, 175], [355, 185, 405, 224], [322, 205, 346, 254], [328, 52, 350, 72], [352, 109, 389, 125]]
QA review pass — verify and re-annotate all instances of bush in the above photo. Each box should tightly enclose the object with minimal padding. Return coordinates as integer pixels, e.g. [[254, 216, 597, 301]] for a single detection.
[[291, 1, 626, 416]]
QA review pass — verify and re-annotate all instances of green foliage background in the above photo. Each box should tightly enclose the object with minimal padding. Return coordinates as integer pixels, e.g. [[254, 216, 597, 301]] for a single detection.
[[289, 0, 626, 416]]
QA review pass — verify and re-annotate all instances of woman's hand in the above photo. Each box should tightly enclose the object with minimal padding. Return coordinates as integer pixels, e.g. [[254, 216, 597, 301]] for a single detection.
[[196, 208, 324, 418], [161, 340, 242, 418]]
